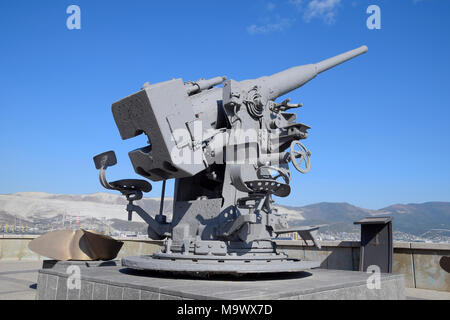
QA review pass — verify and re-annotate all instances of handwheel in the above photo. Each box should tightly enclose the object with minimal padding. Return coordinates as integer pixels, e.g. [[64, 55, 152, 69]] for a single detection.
[[256, 165, 291, 184], [289, 140, 311, 174]]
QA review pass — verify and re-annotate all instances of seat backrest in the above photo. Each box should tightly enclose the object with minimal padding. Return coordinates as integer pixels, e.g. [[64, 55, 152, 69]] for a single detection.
[[93, 151, 117, 169]]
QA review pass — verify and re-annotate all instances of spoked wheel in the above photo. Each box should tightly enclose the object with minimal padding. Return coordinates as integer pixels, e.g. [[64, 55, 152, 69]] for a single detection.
[[256, 165, 291, 184], [289, 140, 311, 174]]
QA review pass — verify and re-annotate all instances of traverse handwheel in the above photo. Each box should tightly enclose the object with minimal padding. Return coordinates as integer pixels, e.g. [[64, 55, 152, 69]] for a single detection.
[[289, 140, 311, 174]]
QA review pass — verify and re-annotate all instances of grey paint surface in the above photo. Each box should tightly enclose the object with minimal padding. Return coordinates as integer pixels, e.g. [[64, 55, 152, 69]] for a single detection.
[[94, 46, 369, 273]]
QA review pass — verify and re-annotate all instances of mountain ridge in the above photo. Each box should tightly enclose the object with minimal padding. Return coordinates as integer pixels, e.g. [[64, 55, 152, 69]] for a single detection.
[[0, 192, 449, 236]]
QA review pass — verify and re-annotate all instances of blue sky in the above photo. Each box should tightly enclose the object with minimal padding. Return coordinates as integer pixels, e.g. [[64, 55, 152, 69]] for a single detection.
[[0, 0, 449, 209]]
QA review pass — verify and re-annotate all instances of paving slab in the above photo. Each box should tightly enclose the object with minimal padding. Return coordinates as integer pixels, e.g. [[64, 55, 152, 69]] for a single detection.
[[0, 261, 41, 300], [406, 287, 450, 300]]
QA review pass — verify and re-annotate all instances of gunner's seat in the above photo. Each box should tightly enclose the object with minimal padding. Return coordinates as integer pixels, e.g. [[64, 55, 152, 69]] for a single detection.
[[93, 150, 152, 197], [231, 165, 291, 210]]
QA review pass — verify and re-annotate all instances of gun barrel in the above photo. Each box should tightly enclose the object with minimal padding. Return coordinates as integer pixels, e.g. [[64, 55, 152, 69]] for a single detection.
[[315, 45, 368, 74], [262, 45, 368, 100]]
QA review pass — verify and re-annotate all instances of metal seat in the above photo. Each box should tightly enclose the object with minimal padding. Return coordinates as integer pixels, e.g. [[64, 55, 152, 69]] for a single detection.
[[244, 179, 291, 198], [110, 179, 152, 193], [93, 150, 154, 221], [93, 150, 152, 195]]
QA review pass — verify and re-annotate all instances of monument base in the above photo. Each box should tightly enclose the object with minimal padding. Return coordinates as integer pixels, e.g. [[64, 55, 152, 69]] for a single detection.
[[36, 260, 405, 300]]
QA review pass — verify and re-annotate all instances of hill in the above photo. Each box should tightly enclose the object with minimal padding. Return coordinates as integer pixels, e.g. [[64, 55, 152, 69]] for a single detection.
[[0, 192, 449, 237]]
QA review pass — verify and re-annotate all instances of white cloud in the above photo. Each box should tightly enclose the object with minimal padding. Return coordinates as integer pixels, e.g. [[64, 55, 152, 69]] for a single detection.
[[246, 17, 294, 35], [303, 0, 341, 24], [289, 0, 341, 24], [246, 0, 341, 36]]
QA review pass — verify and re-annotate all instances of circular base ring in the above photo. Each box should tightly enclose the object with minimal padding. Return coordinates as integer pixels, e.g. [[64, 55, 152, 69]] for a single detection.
[[122, 255, 320, 276]]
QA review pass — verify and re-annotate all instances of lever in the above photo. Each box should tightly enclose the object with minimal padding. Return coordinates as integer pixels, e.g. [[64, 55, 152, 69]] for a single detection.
[[274, 99, 303, 111]]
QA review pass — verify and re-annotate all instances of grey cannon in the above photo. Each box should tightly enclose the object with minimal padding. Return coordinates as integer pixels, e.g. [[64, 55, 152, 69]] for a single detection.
[[93, 46, 368, 275]]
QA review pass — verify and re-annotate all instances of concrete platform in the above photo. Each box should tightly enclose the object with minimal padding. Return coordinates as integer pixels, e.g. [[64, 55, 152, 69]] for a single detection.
[[36, 262, 405, 300], [405, 287, 450, 300], [0, 261, 41, 300]]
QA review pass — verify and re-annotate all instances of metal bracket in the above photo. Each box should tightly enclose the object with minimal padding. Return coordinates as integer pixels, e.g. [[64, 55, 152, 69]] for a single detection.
[[273, 226, 322, 249], [127, 203, 171, 238], [221, 214, 257, 237]]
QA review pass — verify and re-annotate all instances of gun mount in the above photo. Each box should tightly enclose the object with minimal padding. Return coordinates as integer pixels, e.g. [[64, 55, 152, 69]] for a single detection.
[[94, 46, 368, 275]]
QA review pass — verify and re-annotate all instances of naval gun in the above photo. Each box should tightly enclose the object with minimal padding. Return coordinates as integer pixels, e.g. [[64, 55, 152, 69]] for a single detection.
[[94, 46, 368, 275]]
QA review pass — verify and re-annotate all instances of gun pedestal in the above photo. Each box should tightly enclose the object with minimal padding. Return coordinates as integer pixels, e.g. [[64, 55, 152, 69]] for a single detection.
[[93, 46, 369, 276]]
